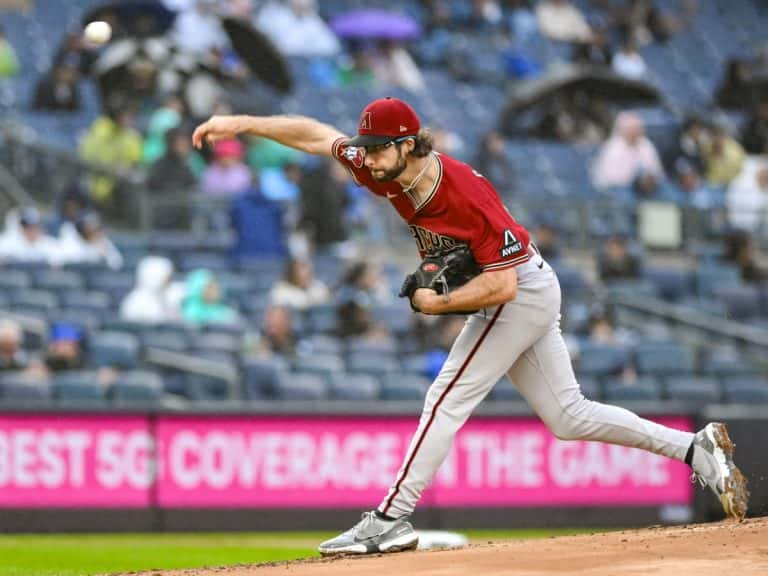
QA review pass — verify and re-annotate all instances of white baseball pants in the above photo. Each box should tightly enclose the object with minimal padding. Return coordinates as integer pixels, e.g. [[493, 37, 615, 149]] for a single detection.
[[378, 264, 695, 518]]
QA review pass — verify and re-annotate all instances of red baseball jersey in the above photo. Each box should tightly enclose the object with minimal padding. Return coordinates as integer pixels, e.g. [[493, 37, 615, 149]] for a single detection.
[[332, 138, 532, 272]]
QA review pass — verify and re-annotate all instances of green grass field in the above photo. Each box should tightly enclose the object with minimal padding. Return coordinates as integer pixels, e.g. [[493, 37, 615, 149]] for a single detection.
[[0, 529, 594, 576]]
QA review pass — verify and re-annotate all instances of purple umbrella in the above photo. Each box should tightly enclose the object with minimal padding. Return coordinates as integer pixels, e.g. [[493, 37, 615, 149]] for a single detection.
[[330, 9, 422, 41]]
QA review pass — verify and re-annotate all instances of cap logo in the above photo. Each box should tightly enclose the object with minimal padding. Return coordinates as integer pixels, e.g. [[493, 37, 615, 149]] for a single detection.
[[399, 125, 408, 132], [360, 111, 371, 130]]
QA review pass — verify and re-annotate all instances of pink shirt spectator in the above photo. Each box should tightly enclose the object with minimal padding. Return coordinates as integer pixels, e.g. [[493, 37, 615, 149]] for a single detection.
[[202, 139, 253, 197], [592, 113, 664, 189]]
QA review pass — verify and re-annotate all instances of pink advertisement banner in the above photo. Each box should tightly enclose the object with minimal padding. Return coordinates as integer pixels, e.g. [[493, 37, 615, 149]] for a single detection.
[[0, 414, 693, 508]]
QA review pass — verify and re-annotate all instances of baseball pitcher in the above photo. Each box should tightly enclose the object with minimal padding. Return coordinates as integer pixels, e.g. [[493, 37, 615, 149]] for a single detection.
[[192, 97, 749, 555]]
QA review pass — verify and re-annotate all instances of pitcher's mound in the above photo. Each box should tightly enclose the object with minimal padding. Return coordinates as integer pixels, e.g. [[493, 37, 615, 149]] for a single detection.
[[152, 517, 768, 576]]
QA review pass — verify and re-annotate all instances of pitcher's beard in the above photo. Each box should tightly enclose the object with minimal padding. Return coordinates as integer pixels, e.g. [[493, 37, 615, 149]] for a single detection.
[[371, 154, 407, 182]]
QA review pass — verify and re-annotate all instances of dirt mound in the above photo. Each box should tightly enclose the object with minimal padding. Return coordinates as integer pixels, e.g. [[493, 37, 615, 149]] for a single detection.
[[144, 517, 768, 576]]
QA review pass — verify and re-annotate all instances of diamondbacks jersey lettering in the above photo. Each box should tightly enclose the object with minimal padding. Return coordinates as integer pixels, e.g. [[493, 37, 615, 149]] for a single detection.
[[332, 138, 532, 274]]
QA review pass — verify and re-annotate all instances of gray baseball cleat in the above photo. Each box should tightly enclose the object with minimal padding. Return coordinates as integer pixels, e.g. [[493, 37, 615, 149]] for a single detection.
[[690, 422, 749, 521], [317, 511, 419, 556]]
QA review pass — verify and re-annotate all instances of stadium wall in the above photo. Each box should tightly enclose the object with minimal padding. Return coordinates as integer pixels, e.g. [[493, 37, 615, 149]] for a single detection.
[[0, 406, 764, 532]]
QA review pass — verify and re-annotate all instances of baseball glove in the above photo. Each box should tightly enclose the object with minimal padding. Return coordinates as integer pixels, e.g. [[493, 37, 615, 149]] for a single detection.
[[399, 244, 481, 314]]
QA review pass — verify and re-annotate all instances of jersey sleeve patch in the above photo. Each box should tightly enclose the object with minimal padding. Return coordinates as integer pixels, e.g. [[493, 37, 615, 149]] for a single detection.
[[481, 228, 530, 271]]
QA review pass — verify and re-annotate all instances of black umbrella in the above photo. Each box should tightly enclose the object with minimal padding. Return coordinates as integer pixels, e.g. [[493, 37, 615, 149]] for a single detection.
[[504, 64, 662, 115], [221, 17, 292, 94], [82, 0, 177, 38]]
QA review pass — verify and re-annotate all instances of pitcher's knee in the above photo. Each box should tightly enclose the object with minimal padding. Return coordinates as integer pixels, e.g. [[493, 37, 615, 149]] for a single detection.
[[544, 397, 595, 441], [548, 420, 583, 441]]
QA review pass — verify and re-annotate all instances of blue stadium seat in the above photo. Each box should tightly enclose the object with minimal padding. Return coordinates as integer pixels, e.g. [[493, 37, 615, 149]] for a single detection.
[[60, 290, 112, 312], [32, 269, 83, 291], [275, 372, 329, 400], [179, 252, 232, 272], [305, 304, 338, 334], [88, 270, 135, 295], [714, 285, 761, 321], [242, 358, 284, 399], [0, 373, 50, 403], [703, 352, 761, 379], [0, 269, 30, 291], [347, 351, 401, 376], [294, 353, 345, 377], [12, 289, 58, 311], [371, 304, 412, 334], [664, 376, 722, 405], [190, 332, 243, 355], [722, 377, 768, 404], [643, 267, 691, 302], [603, 377, 662, 401], [635, 341, 695, 375], [87, 332, 140, 369], [141, 330, 190, 352], [696, 265, 741, 298], [185, 372, 236, 401], [381, 373, 430, 401], [347, 338, 398, 356], [110, 371, 163, 406], [575, 376, 601, 400], [489, 376, 524, 401], [301, 334, 344, 356], [575, 342, 629, 377], [52, 372, 107, 406], [329, 372, 381, 401]]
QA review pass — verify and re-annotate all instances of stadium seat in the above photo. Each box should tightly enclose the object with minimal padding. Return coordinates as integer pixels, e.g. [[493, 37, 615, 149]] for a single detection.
[[381, 373, 430, 400], [60, 290, 112, 312], [190, 332, 243, 355], [242, 358, 283, 399], [275, 372, 329, 401], [0, 372, 51, 403], [141, 330, 190, 352], [294, 353, 345, 377], [32, 269, 83, 291], [0, 269, 30, 291], [664, 376, 722, 405], [347, 351, 401, 376], [302, 334, 344, 356], [489, 376, 524, 401], [635, 341, 695, 375], [575, 342, 629, 377], [110, 371, 163, 406], [304, 304, 338, 334], [52, 372, 107, 406], [643, 267, 691, 302], [329, 372, 381, 401], [347, 338, 398, 356], [696, 265, 741, 298], [12, 289, 58, 311], [722, 377, 768, 404], [714, 285, 761, 321], [87, 331, 140, 369], [703, 351, 762, 379], [603, 377, 662, 401]]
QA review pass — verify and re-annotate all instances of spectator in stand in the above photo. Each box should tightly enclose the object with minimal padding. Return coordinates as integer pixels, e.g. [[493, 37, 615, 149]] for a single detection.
[[336, 262, 392, 340], [371, 40, 426, 93], [675, 158, 722, 211], [201, 138, 252, 197], [611, 36, 647, 80], [632, 171, 678, 201], [255, 0, 341, 58], [598, 235, 642, 282], [504, 0, 539, 41], [246, 304, 297, 357], [247, 137, 302, 172], [182, 269, 239, 326], [120, 256, 182, 324], [59, 211, 123, 270], [469, 0, 504, 28], [32, 64, 80, 112], [741, 101, 768, 155], [43, 323, 86, 372], [473, 131, 515, 198], [146, 127, 200, 229], [588, 309, 635, 347], [532, 220, 561, 261], [0, 25, 19, 78], [702, 124, 746, 187], [171, 0, 228, 57], [722, 229, 768, 284], [142, 94, 185, 164], [609, 0, 695, 46], [0, 320, 30, 371], [675, 115, 708, 175], [592, 112, 664, 190], [726, 158, 768, 233], [269, 257, 330, 311], [0, 207, 63, 266], [299, 160, 350, 248], [535, 0, 593, 43], [79, 106, 143, 214]]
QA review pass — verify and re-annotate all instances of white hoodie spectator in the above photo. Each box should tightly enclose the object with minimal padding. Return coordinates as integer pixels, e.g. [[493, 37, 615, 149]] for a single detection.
[[59, 212, 123, 270], [612, 39, 648, 80], [536, 0, 593, 43], [171, 0, 228, 56], [726, 158, 768, 232], [120, 256, 183, 323], [0, 207, 63, 265], [255, 0, 340, 58], [269, 258, 330, 310]]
